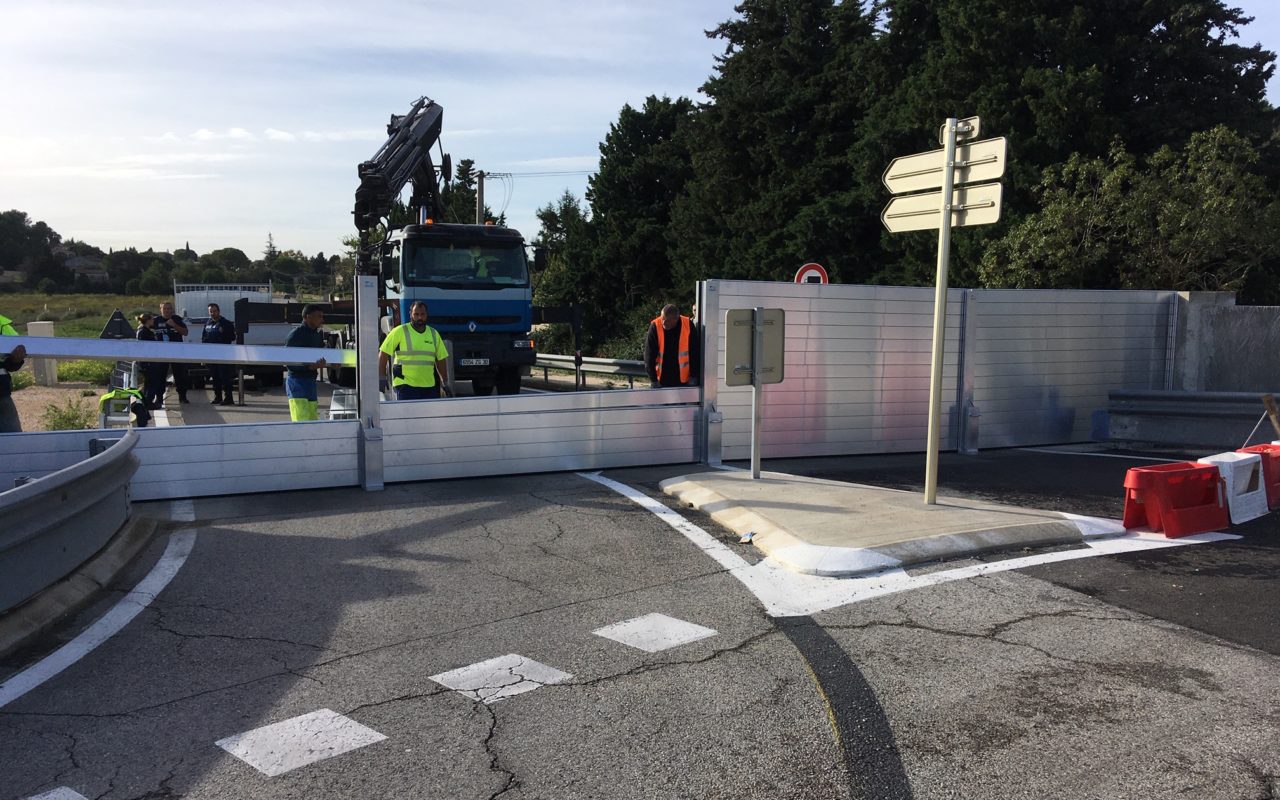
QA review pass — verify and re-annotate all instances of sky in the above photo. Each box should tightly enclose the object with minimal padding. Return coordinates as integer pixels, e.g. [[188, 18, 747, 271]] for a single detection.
[[2, 0, 1278, 262]]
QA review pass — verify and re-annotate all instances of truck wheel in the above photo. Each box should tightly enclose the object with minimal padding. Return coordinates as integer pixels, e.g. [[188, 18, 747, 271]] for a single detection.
[[471, 379, 495, 396], [496, 366, 521, 395]]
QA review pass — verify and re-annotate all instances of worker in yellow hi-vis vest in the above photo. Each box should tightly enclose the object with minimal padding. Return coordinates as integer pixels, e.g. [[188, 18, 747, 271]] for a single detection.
[[379, 300, 451, 400]]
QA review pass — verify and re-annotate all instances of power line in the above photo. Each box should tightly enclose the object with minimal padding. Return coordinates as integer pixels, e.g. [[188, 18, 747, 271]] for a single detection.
[[499, 170, 596, 177]]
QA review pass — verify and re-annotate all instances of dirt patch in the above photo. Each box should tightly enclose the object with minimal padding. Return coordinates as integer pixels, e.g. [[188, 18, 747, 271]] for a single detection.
[[10, 382, 101, 432]]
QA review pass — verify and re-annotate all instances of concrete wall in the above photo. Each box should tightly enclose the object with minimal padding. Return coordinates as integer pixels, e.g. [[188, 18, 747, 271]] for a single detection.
[[1171, 293, 1280, 393]]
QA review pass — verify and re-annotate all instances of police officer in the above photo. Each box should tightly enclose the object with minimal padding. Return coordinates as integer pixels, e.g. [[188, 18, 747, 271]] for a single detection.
[[378, 301, 451, 400], [202, 303, 237, 405], [156, 300, 190, 404]]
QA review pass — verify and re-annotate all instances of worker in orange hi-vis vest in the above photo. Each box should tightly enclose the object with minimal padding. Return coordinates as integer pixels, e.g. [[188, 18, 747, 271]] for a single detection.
[[644, 304, 700, 388]]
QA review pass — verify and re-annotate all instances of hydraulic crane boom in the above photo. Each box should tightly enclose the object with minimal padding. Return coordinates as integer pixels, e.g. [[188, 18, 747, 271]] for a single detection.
[[353, 96, 450, 275]]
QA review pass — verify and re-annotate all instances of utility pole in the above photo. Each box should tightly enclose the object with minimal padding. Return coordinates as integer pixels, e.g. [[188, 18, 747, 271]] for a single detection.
[[476, 170, 485, 224]]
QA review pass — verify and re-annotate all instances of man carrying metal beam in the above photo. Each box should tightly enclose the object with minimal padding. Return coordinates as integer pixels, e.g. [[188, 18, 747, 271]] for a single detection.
[[0, 314, 26, 433]]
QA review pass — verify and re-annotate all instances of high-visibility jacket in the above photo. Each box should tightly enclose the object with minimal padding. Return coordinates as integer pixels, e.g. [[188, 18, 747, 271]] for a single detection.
[[380, 323, 448, 387], [652, 315, 692, 384], [99, 387, 144, 411], [0, 314, 17, 336]]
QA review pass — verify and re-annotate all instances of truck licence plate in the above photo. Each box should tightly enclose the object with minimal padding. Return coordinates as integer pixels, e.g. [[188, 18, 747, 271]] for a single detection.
[[459, 358, 490, 366]]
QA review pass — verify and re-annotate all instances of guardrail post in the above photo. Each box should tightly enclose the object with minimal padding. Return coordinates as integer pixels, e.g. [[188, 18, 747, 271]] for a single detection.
[[698, 280, 723, 466]]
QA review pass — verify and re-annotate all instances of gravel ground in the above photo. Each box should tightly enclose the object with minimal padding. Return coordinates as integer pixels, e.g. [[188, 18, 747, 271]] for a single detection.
[[9, 381, 101, 431]]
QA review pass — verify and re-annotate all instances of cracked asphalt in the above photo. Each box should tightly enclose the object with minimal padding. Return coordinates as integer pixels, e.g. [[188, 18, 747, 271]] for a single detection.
[[1, 450, 1279, 799]]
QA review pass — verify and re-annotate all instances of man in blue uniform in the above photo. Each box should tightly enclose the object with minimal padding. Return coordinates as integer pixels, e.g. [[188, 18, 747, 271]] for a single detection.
[[202, 303, 237, 405]]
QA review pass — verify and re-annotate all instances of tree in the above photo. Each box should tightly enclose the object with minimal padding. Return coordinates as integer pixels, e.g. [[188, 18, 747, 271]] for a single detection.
[[669, 0, 876, 287], [980, 126, 1280, 297], [138, 261, 170, 295], [852, 0, 1279, 284], [588, 96, 696, 316], [200, 247, 251, 274], [0, 210, 61, 272], [440, 159, 503, 224], [263, 233, 279, 266]]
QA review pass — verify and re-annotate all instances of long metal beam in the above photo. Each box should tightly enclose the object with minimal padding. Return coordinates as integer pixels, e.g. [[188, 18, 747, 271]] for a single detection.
[[2, 336, 357, 367]]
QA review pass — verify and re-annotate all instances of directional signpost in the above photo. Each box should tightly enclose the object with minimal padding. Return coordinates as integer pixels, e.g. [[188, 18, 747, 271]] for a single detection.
[[725, 308, 785, 479], [881, 117, 1008, 504]]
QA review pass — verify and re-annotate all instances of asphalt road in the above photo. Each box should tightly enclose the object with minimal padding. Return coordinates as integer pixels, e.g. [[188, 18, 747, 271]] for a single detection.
[[1, 447, 1277, 799]]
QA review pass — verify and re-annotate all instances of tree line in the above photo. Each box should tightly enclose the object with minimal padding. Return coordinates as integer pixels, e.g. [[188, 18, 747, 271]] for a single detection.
[[530, 0, 1280, 357], [0, 156, 499, 298]]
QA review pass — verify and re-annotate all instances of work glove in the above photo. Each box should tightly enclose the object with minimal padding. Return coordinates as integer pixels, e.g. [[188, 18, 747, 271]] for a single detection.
[[379, 377, 389, 394]]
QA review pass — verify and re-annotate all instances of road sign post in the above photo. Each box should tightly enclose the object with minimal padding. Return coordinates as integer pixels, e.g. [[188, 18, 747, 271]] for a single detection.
[[923, 120, 960, 505], [880, 116, 1007, 504], [725, 308, 785, 479]]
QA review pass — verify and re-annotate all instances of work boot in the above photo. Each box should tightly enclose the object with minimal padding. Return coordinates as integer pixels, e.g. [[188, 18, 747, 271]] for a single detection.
[[179, 395, 190, 404], [213, 394, 224, 404]]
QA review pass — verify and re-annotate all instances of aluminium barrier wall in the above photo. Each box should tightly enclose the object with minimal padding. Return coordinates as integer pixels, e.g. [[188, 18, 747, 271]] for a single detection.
[[701, 281, 965, 461], [0, 430, 139, 612], [381, 387, 700, 483], [2, 281, 1180, 501], [700, 280, 1175, 462]]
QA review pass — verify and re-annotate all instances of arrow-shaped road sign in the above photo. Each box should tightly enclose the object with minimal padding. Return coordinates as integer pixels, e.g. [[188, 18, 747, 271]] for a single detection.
[[882, 136, 1008, 195], [880, 181, 1004, 233]]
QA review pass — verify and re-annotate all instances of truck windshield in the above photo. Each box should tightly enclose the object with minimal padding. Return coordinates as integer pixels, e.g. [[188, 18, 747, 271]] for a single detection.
[[402, 240, 529, 289]]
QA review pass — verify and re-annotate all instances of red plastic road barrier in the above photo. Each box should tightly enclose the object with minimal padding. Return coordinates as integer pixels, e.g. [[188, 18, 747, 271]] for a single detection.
[[1122, 461, 1229, 538], [1238, 444, 1280, 509]]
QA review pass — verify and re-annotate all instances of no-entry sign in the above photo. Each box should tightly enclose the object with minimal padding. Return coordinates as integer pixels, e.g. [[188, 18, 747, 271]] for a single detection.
[[795, 263, 828, 284]]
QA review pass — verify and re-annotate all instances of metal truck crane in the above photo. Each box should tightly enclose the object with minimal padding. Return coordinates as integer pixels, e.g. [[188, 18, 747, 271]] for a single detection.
[[353, 96, 537, 395]]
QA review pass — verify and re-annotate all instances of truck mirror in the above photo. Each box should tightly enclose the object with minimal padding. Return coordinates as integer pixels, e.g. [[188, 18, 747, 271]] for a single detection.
[[533, 247, 548, 273]]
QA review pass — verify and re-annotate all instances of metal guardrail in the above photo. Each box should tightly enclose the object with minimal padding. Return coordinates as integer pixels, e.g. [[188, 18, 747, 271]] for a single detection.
[[1109, 390, 1279, 449], [0, 430, 140, 613], [535, 353, 647, 389]]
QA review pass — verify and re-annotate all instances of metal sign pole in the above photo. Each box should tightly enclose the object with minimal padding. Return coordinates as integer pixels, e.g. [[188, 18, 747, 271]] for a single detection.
[[924, 118, 959, 505], [751, 306, 764, 480]]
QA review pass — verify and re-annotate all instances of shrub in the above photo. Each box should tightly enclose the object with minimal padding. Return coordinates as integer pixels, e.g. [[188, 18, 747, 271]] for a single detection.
[[57, 359, 114, 385], [40, 396, 95, 430], [10, 371, 34, 391]]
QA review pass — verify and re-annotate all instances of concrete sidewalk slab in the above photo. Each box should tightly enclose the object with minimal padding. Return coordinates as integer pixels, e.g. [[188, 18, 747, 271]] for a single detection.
[[660, 470, 1125, 577]]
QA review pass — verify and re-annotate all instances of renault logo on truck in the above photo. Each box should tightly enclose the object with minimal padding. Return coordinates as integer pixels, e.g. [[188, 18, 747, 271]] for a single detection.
[[468, 320, 478, 333]]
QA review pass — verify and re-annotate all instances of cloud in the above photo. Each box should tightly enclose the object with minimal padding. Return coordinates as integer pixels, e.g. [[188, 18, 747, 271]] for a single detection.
[[109, 152, 250, 166], [16, 165, 219, 181], [191, 127, 256, 141], [504, 155, 599, 171], [301, 129, 385, 142], [265, 128, 297, 142]]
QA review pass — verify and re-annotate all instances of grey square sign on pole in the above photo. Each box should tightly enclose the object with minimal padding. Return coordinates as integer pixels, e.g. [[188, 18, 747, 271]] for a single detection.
[[725, 308, 785, 386], [724, 307, 785, 478]]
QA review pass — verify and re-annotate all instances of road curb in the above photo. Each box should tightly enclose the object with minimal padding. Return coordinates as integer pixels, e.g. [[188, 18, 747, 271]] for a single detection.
[[661, 476, 1124, 578], [0, 514, 160, 661]]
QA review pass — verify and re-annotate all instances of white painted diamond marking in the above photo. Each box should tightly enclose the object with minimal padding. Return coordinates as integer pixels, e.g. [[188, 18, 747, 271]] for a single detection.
[[593, 613, 719, 653], [214, 708, 387, 777], [429, 654, 572, 704], [25, 790, 89, 800]]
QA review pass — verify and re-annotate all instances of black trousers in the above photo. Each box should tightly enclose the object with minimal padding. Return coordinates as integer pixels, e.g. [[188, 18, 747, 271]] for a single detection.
[[209, 364, 235, 398], [166, 363, 188, 398]]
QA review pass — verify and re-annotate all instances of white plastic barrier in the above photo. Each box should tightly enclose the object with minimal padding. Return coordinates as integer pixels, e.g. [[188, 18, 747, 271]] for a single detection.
[[1198, 451, 1268, 524]]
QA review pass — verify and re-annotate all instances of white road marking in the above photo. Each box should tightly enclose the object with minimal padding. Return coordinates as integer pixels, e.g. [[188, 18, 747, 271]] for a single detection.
[[593, 613, 718, 653], [169, 499, 195, 522], [578, 472, 1240, 618], [215, 709, 386, 777], [0, 531, 198, 709], [429, 654, 572, 704], [24, 789, 89, 800], [1018, 448, 1182, 462], [152, 408, 170, 427]]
